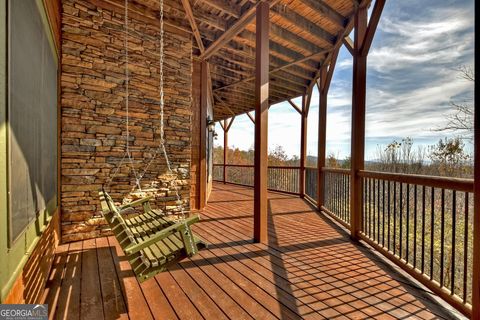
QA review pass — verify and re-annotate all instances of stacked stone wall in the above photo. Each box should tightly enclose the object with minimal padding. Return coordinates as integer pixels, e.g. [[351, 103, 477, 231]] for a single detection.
[[61, 0, 192, 242]]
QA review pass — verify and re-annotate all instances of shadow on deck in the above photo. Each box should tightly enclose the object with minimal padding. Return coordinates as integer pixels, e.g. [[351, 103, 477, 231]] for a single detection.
[[42, 182, 458, 319]]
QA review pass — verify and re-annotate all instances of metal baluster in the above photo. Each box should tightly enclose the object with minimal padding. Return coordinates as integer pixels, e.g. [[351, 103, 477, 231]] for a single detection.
[[388, 180, 391, 251], [463, 192, 469, 303], [373, 179, 377, 240], [422, 185, 426, 274], [406, 184, 410, 263], [394, 182, 397, 255], [451, 190, 456, 295], [383, 180, 386, 248], [430, 187, 435, 280], [440, 189, 445, 287], [377, 178, 381, 243], [400, 182, 403, 258], [414, 184, 418, 269]]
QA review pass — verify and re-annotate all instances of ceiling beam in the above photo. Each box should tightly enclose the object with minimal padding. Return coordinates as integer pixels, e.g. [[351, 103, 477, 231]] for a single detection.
[[269, 23, 324, 55], [343, 36, 354, 55], [300, 0, 347, 28], [213, 48, 329, 92], [215, 84, 289, 102], [217, 46, 318, 83], [246, 112, 255, 123], [226, 116, 236, 131], [199, 0, 281, 60], [288, 99, 302, 114], [360, 0, 385, 56], [198, 0, 241, 18], [306, 3, 361, 91], [271, 6, 336, 46], [323, 44, 341, 94], [237, 30, 319, 70], [181, 0, 205, 52]]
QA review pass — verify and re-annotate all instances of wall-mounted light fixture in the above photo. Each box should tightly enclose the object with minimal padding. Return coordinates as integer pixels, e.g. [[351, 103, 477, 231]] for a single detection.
[[207, 116, 215, 132]]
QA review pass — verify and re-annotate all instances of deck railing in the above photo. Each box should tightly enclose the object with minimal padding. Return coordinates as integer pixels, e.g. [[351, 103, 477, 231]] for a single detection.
[[321, 168, 351, 226], [213, 164, 300, 195], [305, 167, 317, 200], [213, 162, 475, 316], [358, 170, 473, 314]]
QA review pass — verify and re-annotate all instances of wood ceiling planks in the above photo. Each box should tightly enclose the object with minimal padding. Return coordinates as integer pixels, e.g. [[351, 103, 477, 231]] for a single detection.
[[132, 0, 357, 120]]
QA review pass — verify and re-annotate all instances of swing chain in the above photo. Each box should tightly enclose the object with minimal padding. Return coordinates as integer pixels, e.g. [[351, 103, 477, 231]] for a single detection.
[[108, 0, 189, 236], [156, 0, 188, 226]]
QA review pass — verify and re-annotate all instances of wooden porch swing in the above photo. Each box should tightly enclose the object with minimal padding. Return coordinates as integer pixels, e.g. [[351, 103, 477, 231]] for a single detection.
[[98, 0, 206, 282], [99, 189, 206, 282]]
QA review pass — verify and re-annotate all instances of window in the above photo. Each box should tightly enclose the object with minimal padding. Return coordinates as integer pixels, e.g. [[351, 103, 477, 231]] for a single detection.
[[8, 0, 58, 244]]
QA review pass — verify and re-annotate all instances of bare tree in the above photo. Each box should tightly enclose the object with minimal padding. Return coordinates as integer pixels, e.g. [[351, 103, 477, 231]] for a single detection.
[[434, 65, 474, 140]]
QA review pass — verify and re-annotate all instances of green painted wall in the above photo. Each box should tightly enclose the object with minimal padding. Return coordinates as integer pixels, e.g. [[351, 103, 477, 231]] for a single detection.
[[0, 0, 8, 302], [0, 0, 58, 302]]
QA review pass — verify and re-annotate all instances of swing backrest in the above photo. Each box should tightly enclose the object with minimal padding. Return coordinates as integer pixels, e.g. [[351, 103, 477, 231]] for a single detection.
[[99, 189, 137, 250]]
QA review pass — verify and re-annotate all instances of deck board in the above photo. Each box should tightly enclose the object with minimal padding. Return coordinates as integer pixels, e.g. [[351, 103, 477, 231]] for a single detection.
[[44, 183, 457, 319], [80, 239, 104, 320], [55, 241, 82, 320]]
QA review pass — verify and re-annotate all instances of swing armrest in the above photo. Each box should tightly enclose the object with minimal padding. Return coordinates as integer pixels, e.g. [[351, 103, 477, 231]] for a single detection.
[[119, 196, 153, 210], [124, 214, 200, 254]]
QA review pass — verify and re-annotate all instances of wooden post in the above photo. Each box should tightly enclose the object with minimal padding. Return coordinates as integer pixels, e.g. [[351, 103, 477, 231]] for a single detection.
[[317, 67, 328, 208], [199, 61, 208, 209], [299, 94, 308, 198], [254, 2, 269, 244], [472, 58, 480, 319], [223, 120, 227, 183], [350, 6, 367, 240]]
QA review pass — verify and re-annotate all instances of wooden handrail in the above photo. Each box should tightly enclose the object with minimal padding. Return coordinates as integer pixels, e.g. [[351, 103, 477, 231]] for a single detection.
[[213, 163, 252, 168], [321, 167, 350, 174], [268, 166, 301, 170], [214, 164, 302, 170], [358, 170, 474, 193], [216, 164, 473, 192]]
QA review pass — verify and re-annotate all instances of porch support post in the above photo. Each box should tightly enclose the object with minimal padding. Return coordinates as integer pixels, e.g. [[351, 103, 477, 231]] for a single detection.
[[317, 67, 328, 208], [299, 94, 308, 198], [350, 5, 367, 240], [472, 60, 480, 319], [254, 1, 269, 243], [199, 61, 208, 209], [223, 120, 227, 183]]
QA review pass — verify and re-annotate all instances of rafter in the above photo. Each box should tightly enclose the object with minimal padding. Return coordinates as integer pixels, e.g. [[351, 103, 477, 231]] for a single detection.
[[199, 0, 281, 60], [306, 3, 360, 91], [246, 112, 255, 124], [220, 41, 321, 79], [237, 30, 320, 70], [360, 0, 385, 56], [300, 0, 347, 28], [198, 0, 241, 18], [343, 36, 354, 55], [288, 99, 302, 114], [213, 48, 329, 92], [181, 0, 205, 52], [225, 116, 236, 131], [271, 6, 336, 46], [269, 23, 324, 55]]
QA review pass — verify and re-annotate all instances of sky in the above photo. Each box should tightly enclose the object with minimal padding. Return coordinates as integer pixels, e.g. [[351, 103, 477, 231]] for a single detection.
[[215, 0, 475, 160]]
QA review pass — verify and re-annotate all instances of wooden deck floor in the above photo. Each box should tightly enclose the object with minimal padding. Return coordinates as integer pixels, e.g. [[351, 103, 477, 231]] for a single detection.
[[43, 183, 457, 319]]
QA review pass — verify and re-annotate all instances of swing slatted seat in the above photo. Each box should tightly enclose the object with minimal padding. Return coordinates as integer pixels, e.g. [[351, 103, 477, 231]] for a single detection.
[[99, 189, 207, 282]]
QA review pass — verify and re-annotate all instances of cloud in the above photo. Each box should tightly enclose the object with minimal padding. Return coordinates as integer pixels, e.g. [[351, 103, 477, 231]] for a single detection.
[[214, 0, 474, 160]]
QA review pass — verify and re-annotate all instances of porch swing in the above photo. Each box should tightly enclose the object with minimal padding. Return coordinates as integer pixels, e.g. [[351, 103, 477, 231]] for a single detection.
[[98, 0, 206, 283]]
